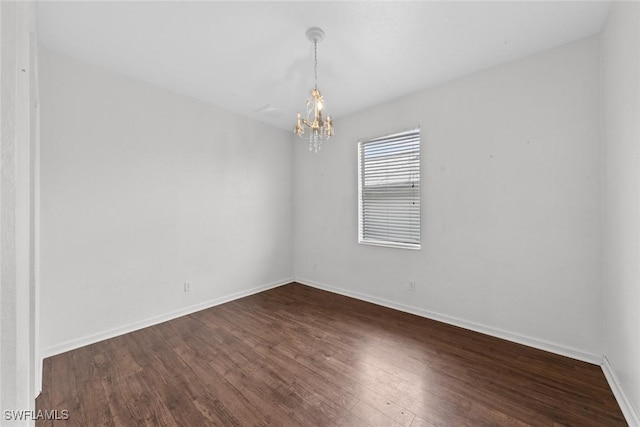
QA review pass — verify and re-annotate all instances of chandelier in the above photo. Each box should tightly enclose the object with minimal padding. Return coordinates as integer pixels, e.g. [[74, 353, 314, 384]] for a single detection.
[[294, 27, 334, 153]]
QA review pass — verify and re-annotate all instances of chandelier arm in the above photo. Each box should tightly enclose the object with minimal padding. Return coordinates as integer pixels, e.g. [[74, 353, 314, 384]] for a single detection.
[[307, 96, 314, 122]]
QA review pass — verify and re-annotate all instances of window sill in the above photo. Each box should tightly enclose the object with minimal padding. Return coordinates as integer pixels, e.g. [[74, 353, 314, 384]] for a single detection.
[[358, 239, 421, 250]]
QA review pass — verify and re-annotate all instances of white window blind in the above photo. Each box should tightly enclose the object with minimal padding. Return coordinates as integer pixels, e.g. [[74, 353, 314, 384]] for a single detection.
[[358, 128, 421, 249]]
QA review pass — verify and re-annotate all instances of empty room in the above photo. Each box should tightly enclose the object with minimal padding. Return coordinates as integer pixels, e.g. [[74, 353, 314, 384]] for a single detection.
[[1, 1, 639, 425]]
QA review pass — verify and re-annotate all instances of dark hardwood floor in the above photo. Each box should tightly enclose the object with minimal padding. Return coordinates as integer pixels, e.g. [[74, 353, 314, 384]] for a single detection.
[[36, 283, 626, 426]]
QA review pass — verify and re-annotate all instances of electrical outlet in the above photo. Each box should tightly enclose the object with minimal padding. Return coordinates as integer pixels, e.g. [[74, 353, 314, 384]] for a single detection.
[[409, 281, 416, 291], [183, 282, 191, 293]]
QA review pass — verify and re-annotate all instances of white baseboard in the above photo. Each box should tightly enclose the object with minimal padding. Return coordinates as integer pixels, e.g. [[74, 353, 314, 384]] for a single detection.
[[295, 277, 602, 365], [602, 356, 640, 427], [39, 277, 293, 361]]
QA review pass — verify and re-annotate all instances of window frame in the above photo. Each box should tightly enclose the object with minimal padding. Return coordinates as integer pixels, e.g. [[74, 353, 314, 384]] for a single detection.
[[357, 127, 421, 250]]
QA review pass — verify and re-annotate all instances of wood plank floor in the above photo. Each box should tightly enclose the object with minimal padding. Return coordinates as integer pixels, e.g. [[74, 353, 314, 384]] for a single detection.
[[36, 283, 626, 426]]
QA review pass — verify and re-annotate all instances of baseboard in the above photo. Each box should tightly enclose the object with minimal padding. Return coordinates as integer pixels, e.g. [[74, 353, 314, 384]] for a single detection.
[[295, 277, 602, 365], [39, 277, 293, 361], [602, 356, 640, 427]]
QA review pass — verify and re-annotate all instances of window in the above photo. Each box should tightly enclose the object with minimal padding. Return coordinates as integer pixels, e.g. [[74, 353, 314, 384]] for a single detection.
[[358, 128, 421, 249]]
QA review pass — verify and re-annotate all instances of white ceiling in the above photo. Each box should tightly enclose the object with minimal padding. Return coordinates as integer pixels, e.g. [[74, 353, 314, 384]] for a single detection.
[[37, 1, 612, 131]]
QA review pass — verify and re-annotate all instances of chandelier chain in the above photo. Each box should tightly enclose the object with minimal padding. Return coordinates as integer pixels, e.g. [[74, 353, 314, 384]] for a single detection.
[[314, 40, 318, 89]]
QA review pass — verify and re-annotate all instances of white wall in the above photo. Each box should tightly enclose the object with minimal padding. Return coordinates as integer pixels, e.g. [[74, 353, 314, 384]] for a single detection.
[[1, 0, 39, 419], [601, 1, 640, 423], [294, 36, 602, 361], [38, 48, 293, 355]]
